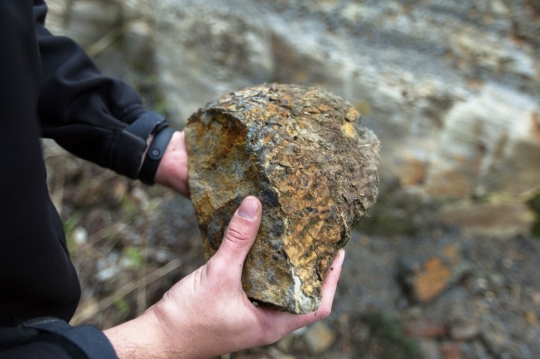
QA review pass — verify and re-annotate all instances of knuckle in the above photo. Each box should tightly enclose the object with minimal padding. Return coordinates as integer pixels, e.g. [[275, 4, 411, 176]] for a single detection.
[[224, 225, 249, 245]]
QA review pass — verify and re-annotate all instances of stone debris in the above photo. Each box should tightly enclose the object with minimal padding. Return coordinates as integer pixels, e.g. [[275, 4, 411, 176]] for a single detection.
[[403, 318, 446, 339], [400, 243, 470, 303], [185, 84, 379, 313], [303, 322, 337, 355], [525, 311, 537, 325], [449, 321, 479, 341], [268, 347, 296, 359], [411, 258, 452, 302], [440, 342, 464, 359], [276, 334, 294, 353], [532, 292, 540, 307], [418, 340, 443, 359]]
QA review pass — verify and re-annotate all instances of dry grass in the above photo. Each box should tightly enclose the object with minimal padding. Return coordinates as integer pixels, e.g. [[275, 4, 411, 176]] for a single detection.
[[43, 139, 204, 329]]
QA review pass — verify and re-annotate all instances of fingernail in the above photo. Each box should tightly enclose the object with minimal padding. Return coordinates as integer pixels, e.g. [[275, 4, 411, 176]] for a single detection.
[[237, 196, 259, 219]]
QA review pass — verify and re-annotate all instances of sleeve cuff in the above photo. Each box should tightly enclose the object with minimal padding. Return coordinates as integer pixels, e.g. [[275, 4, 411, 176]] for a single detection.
[[21, 317, 118, 359], [108, 128, 147, 180], [109, 111, 170, 180]]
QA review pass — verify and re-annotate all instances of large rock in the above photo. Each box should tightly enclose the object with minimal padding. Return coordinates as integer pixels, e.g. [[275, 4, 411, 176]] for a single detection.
[[185, 84, 379, 313]]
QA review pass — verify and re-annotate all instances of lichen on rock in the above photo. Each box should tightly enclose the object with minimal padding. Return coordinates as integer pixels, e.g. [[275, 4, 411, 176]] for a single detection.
[[185, 84, 380, 314]]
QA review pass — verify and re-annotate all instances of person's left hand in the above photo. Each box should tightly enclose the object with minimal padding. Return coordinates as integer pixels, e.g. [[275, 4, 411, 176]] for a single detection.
[[154, 131, 190, 197]]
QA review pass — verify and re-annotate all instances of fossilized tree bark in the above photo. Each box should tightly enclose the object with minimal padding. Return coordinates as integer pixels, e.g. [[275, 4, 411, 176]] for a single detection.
[[185, 84, 379, 313]]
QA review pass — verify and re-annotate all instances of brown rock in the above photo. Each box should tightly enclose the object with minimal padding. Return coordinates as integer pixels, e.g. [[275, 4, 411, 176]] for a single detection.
[[440, 342, 464, 359], [403, 318, 446, 339], [525, 311, 537, 325], [185, 84, 380, 313], [400, 243, 469, 304], [416, 258, 451, 301]]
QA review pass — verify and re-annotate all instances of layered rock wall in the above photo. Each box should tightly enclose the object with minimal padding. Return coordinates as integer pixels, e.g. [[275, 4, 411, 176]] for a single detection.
[[46, 0, 540, 235]]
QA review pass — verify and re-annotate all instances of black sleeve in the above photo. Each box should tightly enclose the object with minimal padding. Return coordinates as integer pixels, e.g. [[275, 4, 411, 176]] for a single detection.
[[0, 318, 118, 359], [32, 0, 149, 179]]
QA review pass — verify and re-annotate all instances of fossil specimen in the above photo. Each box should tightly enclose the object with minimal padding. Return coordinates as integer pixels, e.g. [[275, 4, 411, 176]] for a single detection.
[[185, 84, 379, 313]]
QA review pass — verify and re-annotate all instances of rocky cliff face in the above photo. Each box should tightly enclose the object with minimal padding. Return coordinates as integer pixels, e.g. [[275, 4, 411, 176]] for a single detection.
[[45, 0, 540, 237]]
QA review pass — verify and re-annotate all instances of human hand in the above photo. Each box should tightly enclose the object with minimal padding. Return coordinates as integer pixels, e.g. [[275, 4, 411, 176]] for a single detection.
[[105, 196, 345, 359], [154, 130, 190, 197]]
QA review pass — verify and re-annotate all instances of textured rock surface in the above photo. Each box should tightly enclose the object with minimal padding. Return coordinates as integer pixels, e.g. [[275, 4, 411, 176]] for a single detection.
[[185, 84, 379, 313], [44, 0, 540, 238]]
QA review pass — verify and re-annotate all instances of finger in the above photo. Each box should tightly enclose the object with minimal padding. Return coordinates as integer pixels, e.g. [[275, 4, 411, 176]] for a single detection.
[[315, 248, 345, 317], [258, 249, 346, 337], [211, 196, 262, 278]]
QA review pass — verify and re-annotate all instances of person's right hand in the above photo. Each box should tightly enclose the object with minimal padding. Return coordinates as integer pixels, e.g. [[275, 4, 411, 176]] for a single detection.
[[105, 196, 345, 359]]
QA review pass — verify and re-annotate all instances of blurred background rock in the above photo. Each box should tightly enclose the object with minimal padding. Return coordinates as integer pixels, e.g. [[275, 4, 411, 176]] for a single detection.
[[42, 0, 540, 358]]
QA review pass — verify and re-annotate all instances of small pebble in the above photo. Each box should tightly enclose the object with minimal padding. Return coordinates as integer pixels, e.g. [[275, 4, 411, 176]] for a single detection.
[[403, 318, 446, 339], [155, 249, 169, 263], [304, 322, 336, 354], [475, 277, 489, 292], [450, 321, 479, 341], [96, 267, 120, 282], [502, 258, 513, 269], [292, 326, 307, 336], [418, 340, 442, 359], [471, 341, 494, 359], [268, 347, 296, 359], [276, 334, 294, 352], [525, 311, 537, 325], [485, 291, 496, 302], [72, 226, 88, 246], [441, 342, 464, 359], [489, 274, 505, 288], [531, 292, 540, 307]]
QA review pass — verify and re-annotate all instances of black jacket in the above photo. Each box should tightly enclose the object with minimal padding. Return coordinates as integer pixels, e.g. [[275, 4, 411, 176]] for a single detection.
[[0, 0, 163, 357]]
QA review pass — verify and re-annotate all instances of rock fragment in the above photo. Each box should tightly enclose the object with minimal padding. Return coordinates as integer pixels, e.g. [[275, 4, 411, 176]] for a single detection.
[[440, 342, 464, 359], [403, 318, 446, 339], [400, 244, 470, 303], [449, 321, 479, 341], [304, 322, 337, 354], [185, 84, 380, 313]]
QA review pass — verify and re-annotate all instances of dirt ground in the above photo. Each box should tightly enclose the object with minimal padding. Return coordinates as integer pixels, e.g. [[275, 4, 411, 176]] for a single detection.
[[44, 140, 540, 359]]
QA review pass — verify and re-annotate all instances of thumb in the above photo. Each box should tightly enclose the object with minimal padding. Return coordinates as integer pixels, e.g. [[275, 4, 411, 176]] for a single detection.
[[211, 196, 262, 277]]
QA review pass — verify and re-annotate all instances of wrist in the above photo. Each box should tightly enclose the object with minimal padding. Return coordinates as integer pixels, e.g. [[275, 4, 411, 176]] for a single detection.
[[104, 308, 173, 359], [139, 126, 175, 185], [154, 131, 190, 197]]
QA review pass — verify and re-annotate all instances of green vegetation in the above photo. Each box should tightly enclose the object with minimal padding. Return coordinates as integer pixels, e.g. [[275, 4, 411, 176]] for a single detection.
[[124, 246, 145, 269], [357, 313, 421, 359]]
